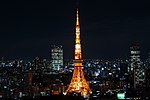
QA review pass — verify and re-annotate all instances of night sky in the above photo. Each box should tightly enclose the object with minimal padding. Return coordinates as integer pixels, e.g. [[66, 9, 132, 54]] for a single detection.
[[0, 0, 150, 60]]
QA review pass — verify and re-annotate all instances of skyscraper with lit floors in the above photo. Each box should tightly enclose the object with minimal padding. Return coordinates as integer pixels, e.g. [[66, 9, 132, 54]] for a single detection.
[[130, 44, 144, 88], [51, 45, 63, 71]]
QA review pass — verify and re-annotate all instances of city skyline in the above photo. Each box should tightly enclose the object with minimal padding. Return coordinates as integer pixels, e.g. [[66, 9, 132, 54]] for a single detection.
[[0, 0, 150, 60]]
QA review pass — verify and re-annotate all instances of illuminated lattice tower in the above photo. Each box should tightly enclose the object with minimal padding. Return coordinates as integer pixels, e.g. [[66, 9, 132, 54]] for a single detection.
[[65, 8, 92, 97]]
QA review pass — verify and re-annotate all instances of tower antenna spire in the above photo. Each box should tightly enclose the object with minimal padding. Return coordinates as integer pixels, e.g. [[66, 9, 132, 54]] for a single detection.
[[76, 0, 79, 26]]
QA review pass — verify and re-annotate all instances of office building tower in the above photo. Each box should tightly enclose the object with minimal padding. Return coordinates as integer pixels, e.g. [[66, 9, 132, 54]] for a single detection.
[[34, 56, 41, 71], [148, 53, 150, 67], [28, 68, 32, 86], [51, 45, 63, 71], [120, 61, 128, 77], [130, 44, 144, 88]]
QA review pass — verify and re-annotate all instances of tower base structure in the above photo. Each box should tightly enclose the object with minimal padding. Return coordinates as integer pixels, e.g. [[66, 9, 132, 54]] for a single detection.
[[64, 60, 92, 98]]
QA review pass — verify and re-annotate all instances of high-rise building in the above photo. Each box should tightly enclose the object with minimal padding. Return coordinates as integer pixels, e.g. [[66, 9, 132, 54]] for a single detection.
[[51, 45, 63, 71], [65, 5, 92, 97], [120, 61, 128, 77], [148, 53, 150, 67], [145, 68, 150, 88], [130, 44, 144, 88], [28, 68, 32, 86], [34, 56, 41, 71]]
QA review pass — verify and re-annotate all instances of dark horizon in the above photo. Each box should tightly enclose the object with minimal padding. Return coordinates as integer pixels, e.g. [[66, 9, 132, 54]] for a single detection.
[[0, 0, 150, 60]]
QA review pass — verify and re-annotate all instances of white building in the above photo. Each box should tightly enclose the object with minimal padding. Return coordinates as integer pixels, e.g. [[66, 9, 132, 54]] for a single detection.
[[130, 44, 144, 88], [51, 45, 63, 71]]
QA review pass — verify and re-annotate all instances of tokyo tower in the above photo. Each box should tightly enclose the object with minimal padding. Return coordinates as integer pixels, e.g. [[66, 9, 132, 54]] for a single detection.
[[65, 5, 92, 97]]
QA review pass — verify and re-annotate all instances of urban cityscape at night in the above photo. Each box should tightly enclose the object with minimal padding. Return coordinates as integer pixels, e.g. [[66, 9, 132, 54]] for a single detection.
[[0, 0, 150, 100]]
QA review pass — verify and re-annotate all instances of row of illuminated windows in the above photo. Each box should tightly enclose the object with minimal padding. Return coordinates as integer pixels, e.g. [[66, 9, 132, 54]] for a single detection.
[[52, 60, 63, 64], [52, 56, 63, 59], [52, 53, 63, 56], [51, 49, 63, 53]]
